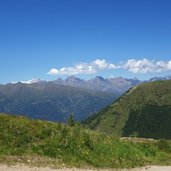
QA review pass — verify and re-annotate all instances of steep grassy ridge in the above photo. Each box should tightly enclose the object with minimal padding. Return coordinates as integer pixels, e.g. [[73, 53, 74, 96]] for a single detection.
[[85, 80, 171, 139]]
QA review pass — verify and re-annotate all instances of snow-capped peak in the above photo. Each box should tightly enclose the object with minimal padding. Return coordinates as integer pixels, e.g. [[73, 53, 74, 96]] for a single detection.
[[11, 78, 42, 84]]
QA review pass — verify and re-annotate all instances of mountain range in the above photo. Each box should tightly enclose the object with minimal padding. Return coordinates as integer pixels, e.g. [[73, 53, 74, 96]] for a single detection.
[[0, 82, 115, 122], [0, 75, 171, 123], [52, 76, 141, 95], [0, 76, 140, 122]]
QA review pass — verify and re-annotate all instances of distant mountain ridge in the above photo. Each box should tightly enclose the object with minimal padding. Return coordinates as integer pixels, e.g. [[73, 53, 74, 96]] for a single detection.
[[149, 76, 171, 82], [52, 75, 171, 95], [52, 76, 141, 96], [10, 75, 171, 94], [0, 81, 115, 122], [10, 76, 142, 96]]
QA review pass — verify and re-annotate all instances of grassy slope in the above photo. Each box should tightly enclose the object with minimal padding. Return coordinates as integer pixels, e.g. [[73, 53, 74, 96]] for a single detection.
[[85, 80, 171, 139], [0, 114, 171, 168]]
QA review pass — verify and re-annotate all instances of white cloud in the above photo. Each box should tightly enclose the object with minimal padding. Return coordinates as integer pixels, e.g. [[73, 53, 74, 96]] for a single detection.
[[47, 58, 171, 75], [47, 68, 59, 75], [47, 59, 116, 75], [123, 58, 171, 74]]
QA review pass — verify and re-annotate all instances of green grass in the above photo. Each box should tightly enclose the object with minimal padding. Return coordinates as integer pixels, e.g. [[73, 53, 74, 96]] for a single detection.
[[0, 113, 171, 168], [84, 80, 171, 139]]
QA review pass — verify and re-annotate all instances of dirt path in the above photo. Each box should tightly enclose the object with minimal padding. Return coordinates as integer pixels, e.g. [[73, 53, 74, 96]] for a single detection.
[[0, 165, 171, 171]]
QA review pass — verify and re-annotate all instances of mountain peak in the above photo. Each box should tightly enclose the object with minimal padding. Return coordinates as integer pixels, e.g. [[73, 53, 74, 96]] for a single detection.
[[95, 76, 106, 81], [66, 75, 77, 80], [11, 78, 42, 84], [66, 76, 84, 83]]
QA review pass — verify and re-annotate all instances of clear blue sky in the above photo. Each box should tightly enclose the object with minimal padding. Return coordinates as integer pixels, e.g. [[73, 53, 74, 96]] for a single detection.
[[0, 0, 171, 83]]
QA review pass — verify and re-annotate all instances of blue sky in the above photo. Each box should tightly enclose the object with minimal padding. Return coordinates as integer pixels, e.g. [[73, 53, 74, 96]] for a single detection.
[[0, 0, 171, 83]]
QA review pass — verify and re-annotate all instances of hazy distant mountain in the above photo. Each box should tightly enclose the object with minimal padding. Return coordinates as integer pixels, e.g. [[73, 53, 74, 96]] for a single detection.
[[149, 76, 171, 82], [53, 76, 141, 96], [0, 82, 115, 122], [53, 76, 86, 88]]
